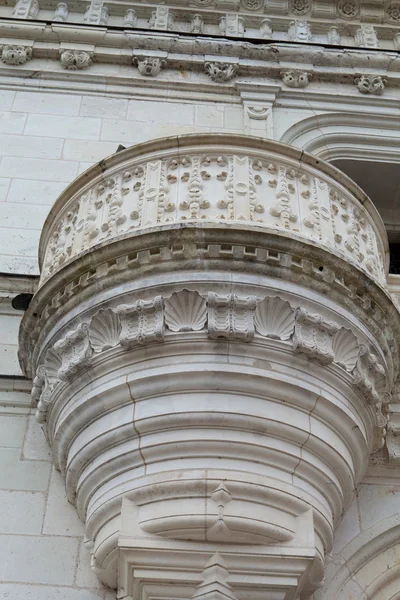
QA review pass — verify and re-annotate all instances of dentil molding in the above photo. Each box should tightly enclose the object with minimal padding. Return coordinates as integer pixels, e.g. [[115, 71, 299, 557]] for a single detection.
[[19, 134, 400, 600]]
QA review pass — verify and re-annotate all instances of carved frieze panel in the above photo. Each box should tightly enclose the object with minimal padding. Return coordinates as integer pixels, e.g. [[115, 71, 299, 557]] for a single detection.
[[352, 344, 387, 405], [207, 293, 257, 341], [39, 140, 387, 289], [293, 307, 339, 365], [117, 296, 165, 348]]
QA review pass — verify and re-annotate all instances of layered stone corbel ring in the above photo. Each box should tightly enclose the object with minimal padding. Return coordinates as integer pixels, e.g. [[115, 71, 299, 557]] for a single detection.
[[19, 134, 400, 600]]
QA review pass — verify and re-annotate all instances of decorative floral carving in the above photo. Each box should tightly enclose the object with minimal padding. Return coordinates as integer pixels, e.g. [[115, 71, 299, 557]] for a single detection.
[[386, 2, 400, 21], [332, 328, 359, 371], [354, 75, 386, 94], [117, 297, 165, 348], [134, 56, 166, 77], [165, 290, 207, 332], [12, 0, 39, 19], [60, 50, 92, 70], [204, 62, 238, 82], [255, 296, 295, 340], [0, 45, 32, 65], [89, 308, 121, 352], [355, 25, 379, 48], [281, 70, 311, 88], [53, 2, 68, 22], [207, 293, 257, 342], [242, 0, 263, 9], [290, 0, 311, 15], [293, 308, 340, 365], [54, 323, 93, 382], [287, 20, 312, 42], [352, 345, 387, 405], [337, 0, 359, 19], [124, 8, 136, 28]]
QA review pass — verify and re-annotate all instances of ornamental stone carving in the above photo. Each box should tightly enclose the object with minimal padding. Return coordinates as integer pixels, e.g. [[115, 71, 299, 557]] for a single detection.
[[204, 61, 238, 82], [290, 0, 311, 15], [53, 2, 68, 21], [190, 14, 204, 33], [0, 45, 32, 65], [19, 135, 400, 600], [134, 56, 166, 76], [355, 74, 386, 94], [355, 24, 379, 48], [281, 70, 311, 88], [293, 307, 339, 365], [149, 6, 174, 30], [260, 18, 273, 37], [12, 0, 39, 19], [287, 19, 312, 42], [386, 2, 400, 21], [327, 25, 341, 45], [337, 0, 359, 19], [219, 13, 245, 36], [83, 0, 108, 25], [60, 49, 92, 70], [124, 8, 136, 28]]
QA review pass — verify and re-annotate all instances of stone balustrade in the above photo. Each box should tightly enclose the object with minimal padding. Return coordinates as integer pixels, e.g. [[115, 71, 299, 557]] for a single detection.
[[40, 134, 387, 288], [20, 135, 400, 600]]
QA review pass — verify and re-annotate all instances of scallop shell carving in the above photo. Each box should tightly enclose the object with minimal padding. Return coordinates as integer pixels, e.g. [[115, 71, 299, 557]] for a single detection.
[[89, 308, 121, 352], [255, 296, 295, 340], [333, 328, 359, 371], [44, 347, 62, 387], [165, 290, 207, 332]]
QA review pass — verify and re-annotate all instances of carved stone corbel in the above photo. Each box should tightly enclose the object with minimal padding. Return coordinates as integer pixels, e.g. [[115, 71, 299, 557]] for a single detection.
[[354, 74, 386, 94], [0, 45, 32, 65], [281, 70, 311, 88], [60, 49, 93, 70], [204, 62, 238, 82], [133, 56, 166, 77]]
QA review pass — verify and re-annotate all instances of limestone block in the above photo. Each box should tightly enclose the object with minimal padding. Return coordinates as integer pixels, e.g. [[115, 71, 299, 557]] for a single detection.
[[357, 484, 400, 529], [0, 178, 10, 202], [62, 140, 120, 162], [0, 490, 45, 534], [0, 134, 63, 159], [0, 157, 78, 182], [127, 99, 195, 125], [0, 344, 23, 375], [0, 90, 16, 111], [43, 468, 85, 536], [0, 534, 78, 584], [6, 179, 66, 205], [80, 96, 128, 119], [0, 415, 26, 448], [1, 203, 49, 230], [195, 104, 225, 127], [25, 114, 101, 140], [0, 585, 104, 600], [12, 91, 82, 116], [0, 112, 27, 135], [23, 415, 52, 460], [0, 448, 50, 491]]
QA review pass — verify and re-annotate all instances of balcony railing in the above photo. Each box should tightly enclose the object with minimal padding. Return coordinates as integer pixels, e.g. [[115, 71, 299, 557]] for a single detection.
[[39, 134, 388, 288]]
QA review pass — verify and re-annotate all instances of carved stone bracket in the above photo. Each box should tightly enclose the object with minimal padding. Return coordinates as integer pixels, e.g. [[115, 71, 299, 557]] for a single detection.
[[133, 55, 166, 76], [204, 62, 238, 82], [60, 49, 93, 70], [0, 44, 32, 65], [354, 75, 386, 95], [281, 70, 311, 88]]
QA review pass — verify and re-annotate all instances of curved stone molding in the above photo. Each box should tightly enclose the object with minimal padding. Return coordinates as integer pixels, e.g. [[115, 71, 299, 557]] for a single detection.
[[37, 134, 388, 289], [19, 135, 400, 600]]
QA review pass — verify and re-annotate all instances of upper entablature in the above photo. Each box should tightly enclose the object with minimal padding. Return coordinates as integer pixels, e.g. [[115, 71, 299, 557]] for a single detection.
[[1, 0, 400, 37]]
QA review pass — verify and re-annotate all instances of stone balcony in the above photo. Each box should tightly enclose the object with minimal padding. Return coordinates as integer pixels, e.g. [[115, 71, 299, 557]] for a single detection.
[[19, 135, 400, 600]]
